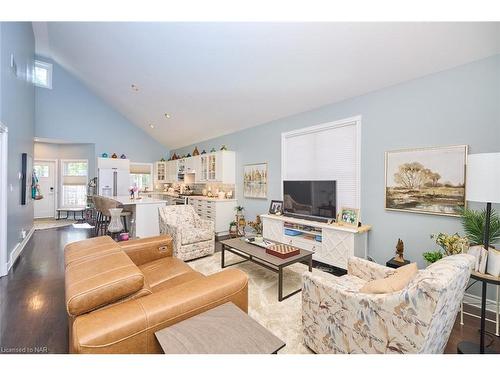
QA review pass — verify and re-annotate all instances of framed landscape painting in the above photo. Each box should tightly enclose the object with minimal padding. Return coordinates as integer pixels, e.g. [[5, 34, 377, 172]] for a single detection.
[[244, 163, 267, 199], [385, 145, 468, 217]]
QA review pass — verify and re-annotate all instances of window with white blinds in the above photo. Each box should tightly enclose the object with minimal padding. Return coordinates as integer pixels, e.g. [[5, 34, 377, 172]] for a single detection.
[[281, 117, 361, 210], [61, 159, 88, 208]]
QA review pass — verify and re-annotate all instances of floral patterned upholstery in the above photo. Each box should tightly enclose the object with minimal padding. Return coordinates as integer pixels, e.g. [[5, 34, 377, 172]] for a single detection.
[[158, 205, 215, 261], [302, 254, 474, 354]]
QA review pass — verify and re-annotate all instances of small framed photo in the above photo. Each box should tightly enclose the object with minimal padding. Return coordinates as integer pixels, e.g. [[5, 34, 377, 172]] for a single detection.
[[337, 207, 360, 227], [269, 200, 283, 215]]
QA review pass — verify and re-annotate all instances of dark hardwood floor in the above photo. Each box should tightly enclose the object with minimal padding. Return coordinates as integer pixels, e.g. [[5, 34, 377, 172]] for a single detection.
[[0, 226, 498, 354]]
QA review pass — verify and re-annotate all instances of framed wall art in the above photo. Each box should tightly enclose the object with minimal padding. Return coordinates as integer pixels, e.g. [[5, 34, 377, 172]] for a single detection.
[[244, 163, 267, 199], [385, 145, 468, 217]]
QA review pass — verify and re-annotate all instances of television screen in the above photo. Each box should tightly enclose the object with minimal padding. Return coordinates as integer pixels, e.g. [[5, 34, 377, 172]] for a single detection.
[[283, 180, 336, 220]]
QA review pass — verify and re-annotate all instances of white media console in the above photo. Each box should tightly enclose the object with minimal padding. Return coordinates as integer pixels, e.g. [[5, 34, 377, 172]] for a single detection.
[[261, 214, 371, 270]]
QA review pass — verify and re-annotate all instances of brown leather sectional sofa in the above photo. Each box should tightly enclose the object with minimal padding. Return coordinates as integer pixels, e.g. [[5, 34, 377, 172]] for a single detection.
[[64, 235, 248, 353]]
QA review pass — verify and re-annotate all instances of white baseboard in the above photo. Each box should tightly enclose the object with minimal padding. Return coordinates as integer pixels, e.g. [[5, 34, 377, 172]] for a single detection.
[[7, 226, 35, 271], [463, 291, 499, 314]]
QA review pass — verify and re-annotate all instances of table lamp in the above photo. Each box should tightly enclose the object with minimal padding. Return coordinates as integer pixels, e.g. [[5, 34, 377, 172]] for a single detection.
[[458, 152, 500, 354]]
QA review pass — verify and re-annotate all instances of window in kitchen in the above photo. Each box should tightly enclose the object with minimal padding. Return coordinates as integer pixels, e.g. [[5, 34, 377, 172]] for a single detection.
[[61, 159, 88, 208], [130, 163, 153, 191]]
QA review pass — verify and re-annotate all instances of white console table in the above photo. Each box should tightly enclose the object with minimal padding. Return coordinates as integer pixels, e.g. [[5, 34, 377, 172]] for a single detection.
[[260, 214, 371, 270]]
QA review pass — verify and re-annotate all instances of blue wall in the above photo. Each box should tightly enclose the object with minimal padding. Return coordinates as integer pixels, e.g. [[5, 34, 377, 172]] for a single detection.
[[174, 55, 500, 274], [0, 22, 35, 264], [35, 59, 169, 164]]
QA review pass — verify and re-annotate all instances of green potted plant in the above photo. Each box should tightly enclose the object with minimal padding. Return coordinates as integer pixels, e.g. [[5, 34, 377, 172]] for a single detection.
[[460, 207, 500, 247], [235, 206, 245, 227], [229, 221, 238, 237], [423, 251, 443, 264]]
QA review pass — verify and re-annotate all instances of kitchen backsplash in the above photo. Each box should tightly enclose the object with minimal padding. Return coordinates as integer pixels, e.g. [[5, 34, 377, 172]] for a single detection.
[[158, 182, 235, 196]]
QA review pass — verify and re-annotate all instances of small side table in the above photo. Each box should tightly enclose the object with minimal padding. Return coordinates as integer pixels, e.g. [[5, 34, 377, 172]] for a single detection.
[[457, 271, 500, 354], [386, 257, 410, 269]]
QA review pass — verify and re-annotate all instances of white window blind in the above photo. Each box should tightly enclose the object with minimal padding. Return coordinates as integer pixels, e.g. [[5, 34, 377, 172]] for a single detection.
[[61, 160, 88, 208], [282, 118, 361, 210]]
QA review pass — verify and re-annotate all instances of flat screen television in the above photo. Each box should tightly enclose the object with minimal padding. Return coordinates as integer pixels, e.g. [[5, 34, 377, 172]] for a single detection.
[[283, 180, 337, 221]]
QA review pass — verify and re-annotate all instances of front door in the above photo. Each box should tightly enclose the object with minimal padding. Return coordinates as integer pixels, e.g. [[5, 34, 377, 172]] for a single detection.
[[34, 160, 56, 218]]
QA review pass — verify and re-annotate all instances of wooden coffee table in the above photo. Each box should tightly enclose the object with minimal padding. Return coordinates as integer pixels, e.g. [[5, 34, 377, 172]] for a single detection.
[[220, 237, 313, 301], [155, 303, 285, 354]]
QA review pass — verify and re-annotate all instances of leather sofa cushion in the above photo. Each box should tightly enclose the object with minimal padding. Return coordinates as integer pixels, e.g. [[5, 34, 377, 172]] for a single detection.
[[180, 228, 212, 245], [360, 263, 418, 294], [65, 236, 119, 268], [66, 250, 145, 316], [139, 257, 203, 292]]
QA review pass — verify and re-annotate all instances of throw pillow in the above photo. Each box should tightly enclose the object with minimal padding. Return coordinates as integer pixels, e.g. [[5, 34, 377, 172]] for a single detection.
[[360, 262, 418, 294]]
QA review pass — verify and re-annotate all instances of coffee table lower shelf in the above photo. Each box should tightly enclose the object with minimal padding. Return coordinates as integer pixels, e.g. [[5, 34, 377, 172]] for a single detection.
[[220, 238, 313, 302]]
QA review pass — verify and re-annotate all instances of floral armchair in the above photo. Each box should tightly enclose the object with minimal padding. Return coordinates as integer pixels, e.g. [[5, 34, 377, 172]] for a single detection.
[[158, 205, 215, 261], [302, 254, 474, 354]]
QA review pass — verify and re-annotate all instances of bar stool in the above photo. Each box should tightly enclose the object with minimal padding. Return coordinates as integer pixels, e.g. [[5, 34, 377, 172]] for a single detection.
[[99, 197, 132, 237], [92, 195, 104, 236]]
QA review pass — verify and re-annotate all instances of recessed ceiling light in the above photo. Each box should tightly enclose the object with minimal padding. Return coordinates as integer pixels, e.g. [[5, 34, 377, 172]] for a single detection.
[[164, 113, 171, 119], [149, 124, 154, 129], [131, 84, 139, 92]]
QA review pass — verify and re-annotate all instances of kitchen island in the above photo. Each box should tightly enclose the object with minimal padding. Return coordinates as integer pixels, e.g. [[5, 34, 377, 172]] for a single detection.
[[113, 195, 168, 238]]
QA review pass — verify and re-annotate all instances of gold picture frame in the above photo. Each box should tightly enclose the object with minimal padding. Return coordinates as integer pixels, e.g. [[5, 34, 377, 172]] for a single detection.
[[384, 144, 468, 217]]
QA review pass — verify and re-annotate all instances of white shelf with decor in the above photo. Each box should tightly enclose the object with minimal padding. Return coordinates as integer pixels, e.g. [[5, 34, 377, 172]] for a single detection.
[[261, 214, 371, 269]]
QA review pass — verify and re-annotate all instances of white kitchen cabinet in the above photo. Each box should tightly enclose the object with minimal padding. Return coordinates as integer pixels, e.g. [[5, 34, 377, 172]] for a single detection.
[[166, 160, 178, 183], [184, 157, 195, 173], [198, 151, 235, 184], [154, 161, 167, 183], [188, 197, 237, 234]]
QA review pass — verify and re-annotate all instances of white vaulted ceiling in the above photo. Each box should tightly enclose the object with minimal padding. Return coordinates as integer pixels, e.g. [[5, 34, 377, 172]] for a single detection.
[[33, 22, 500, 149]]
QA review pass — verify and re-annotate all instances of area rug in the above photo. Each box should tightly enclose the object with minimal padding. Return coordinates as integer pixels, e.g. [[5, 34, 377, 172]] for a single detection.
[[34, 218, 76, 230], [189, 251, 320, 354]]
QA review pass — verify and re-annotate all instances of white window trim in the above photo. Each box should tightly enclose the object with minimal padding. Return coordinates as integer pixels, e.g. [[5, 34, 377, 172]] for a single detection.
[[34, 60, 53, 89], [0, 123, 8, 277], [281, 115, 362, 210], [60, 159, 88, 209]]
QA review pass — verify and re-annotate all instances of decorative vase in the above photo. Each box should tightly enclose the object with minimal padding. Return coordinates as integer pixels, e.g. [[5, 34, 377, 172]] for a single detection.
[[111, 153, 118, 159], [193, 147, 200, 156], [101, 152, 108, 158], [254, 234, 264, 243], [120, 154, 127, 159], [108, 208, 124, 234]]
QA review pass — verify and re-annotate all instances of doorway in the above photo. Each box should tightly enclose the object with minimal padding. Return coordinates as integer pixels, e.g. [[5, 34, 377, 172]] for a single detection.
[[34, 160, 57, 218]]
